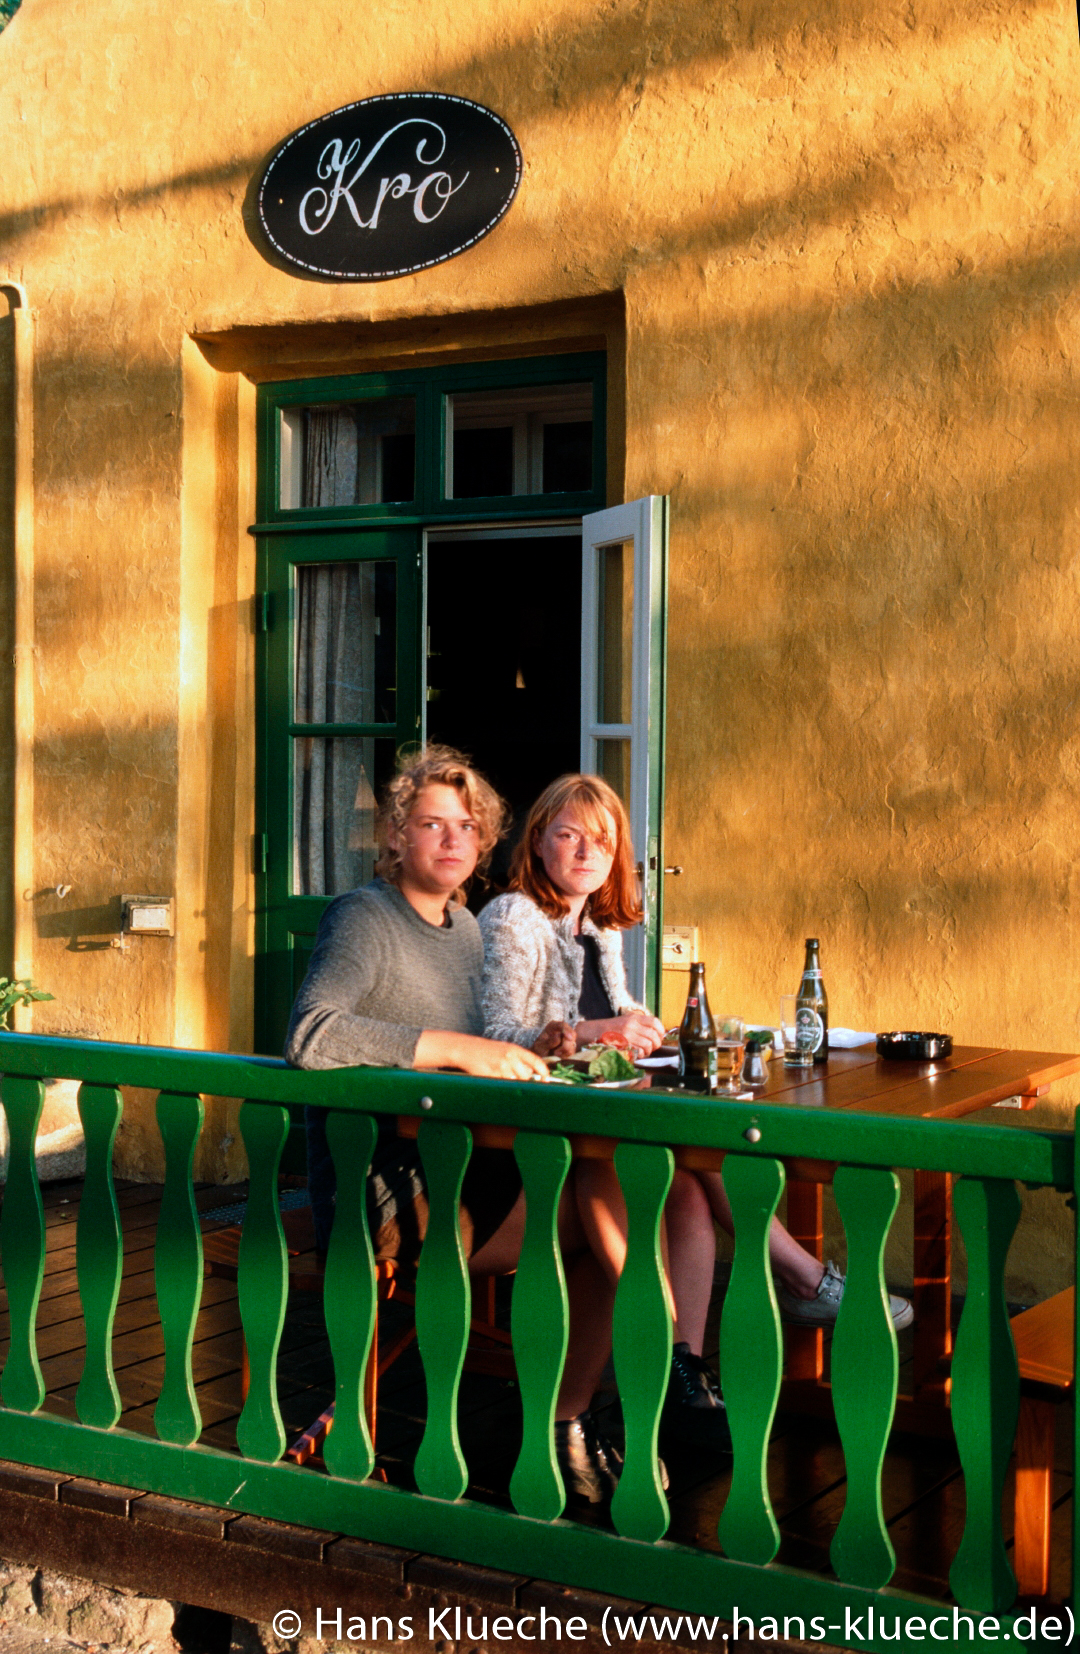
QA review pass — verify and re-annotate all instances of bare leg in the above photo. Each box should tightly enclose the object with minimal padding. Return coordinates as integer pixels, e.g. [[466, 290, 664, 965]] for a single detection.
[[573, 1160, 713, 1350], [662, 1170, 716, 1354], [697, 1170, 825, 1299]]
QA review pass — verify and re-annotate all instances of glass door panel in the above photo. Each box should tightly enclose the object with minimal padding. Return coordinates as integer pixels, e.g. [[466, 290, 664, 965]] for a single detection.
[[581, 498, 668, 1009], [293, 562, 397, 725], [598, 541, 634, 725], [293, 734, 397, 897], [257, 528, 420, 1053]]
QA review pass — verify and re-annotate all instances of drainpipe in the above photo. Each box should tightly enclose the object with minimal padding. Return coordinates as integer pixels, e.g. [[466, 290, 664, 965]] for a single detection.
[[1, 281, 34, 1012]]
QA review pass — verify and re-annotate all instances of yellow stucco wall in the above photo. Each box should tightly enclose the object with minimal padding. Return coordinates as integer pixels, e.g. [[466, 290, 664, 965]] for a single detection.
[[0, 0, 1077, 1286]]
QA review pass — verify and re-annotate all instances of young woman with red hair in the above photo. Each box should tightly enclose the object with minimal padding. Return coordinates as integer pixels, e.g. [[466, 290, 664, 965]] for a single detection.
[[480, 773, 912, 1458]]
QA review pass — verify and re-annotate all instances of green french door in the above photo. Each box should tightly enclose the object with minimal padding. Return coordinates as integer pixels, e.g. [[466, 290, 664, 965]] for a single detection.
[[253, 349, 613, 1055], [257, 529, 421, 1051]]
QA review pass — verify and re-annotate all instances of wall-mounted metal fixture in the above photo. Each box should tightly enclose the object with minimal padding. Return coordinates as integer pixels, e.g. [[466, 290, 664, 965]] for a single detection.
[[662, 925, 698, 971], [120, 895, 175, 937]]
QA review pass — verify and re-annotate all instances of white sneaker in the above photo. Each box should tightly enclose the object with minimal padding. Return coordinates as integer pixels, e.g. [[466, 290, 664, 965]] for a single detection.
[[776, 1260, 914, 1331]]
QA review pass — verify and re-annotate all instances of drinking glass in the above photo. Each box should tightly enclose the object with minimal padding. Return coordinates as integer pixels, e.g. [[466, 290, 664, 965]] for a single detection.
[[780, 994, 821, 1068], [714, 1015, 746, 1096]]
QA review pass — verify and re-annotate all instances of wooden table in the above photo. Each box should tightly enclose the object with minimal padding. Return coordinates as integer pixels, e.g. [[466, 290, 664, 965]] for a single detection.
[[402, 1043, 1080, 1430], [725, 1043, 1080, 1427]]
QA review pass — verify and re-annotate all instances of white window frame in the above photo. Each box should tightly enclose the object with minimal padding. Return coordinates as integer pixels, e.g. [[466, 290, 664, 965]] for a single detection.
[[580, 496, 668, 1008]]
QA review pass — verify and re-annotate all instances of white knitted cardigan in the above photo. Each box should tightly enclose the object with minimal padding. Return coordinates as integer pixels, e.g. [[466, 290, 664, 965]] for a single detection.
[[478, 890, 645, 1049]]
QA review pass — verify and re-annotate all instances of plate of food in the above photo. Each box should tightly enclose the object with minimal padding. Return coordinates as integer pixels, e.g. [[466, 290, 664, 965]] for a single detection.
[[546, 1033, 644, 1086]]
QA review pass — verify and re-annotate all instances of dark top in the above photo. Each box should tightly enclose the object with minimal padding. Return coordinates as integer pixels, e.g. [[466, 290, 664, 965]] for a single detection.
[[575, 932, 615, 1021]]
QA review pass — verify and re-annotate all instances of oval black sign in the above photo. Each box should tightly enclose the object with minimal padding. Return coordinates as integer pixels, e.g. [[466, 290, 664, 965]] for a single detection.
[[257, 93, 522, 282]]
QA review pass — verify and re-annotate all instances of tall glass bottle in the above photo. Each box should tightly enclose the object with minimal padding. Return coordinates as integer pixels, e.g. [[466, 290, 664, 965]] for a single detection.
[[679, 962, 717, 1092], [796, 937, 828, 1063]]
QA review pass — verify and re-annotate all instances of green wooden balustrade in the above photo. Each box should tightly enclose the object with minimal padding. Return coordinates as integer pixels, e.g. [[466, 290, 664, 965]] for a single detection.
[[322, 1110, 379, 1482], [509, 1131, 571, 1520], [0, 1032, 1070, 1654], [1, 1073, 45, 1413], [949, 1175, 1023, 1613], [830, 1166, 900, 1589], [75, 1084, 124, 1429], [414, 1118, 472, 1501], [610, 1141, 673, 1542], [154, 1092, 206, 1446], [718, 1152, 784, 1565], [235, 1101, 291, 1462]]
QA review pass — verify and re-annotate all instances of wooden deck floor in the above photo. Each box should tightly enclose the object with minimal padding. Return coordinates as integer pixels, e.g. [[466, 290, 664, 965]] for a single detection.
[[2, 1177, 1072, 1609]]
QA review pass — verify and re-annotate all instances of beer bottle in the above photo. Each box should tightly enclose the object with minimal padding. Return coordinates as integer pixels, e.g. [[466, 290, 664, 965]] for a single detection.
[[679, 962, 717, 1092], [796, 937, 828, 1063]]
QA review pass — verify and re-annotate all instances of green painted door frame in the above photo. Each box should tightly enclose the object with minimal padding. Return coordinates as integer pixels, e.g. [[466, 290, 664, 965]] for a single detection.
[[252, 350, 642, 1055]]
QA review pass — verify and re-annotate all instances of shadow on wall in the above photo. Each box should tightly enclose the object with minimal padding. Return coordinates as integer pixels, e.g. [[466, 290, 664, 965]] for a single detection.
[[33, 896, 123, 951], [0, 1, 1070, 269]]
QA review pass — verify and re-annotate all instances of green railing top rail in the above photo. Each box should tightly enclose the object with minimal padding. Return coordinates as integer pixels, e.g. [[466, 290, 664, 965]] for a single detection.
[[0, 1031, 1073, 1189]]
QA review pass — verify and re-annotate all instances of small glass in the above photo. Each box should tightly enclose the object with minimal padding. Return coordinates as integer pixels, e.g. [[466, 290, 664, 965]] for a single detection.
[[780, 995, 822, 1069], [714, 1015, 746, 1097]]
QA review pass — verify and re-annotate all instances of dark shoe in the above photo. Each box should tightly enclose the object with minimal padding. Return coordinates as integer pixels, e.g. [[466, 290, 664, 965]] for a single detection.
[[555, 1413, 623, 1504], [661, 1342, 732, 1450]]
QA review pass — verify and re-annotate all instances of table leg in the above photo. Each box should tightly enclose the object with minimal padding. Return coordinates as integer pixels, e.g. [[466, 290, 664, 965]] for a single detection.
[[913, 1169, 953, 1400], [785, 1180, 823, 1381]]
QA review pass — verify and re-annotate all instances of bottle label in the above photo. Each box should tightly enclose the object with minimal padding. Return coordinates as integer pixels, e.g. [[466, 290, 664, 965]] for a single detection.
[[801, 970, 823, 981], [795, 1007, 824, 1054], [687, 997, 698, 1007], [679, 1042, 717, 1091]]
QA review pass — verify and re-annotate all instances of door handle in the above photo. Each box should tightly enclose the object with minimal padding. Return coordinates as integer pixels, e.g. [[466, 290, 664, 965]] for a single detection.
[[644, 858, 684, 875], [664, 866, 683, 876]]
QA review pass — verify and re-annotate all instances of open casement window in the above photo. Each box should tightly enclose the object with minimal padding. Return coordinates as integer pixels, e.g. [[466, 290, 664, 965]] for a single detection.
[[580, 497, 668, 1011]]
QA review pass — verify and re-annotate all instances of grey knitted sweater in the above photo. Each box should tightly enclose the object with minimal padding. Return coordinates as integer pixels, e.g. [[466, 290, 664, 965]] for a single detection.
[[478, 891, 643, 1050], [285, 877, 484, 1069]]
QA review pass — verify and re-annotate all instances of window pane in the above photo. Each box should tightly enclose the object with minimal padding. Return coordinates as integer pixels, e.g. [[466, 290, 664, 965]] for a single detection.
[[446, 382, 592, 499], [597, 738, 631, 804], [293, 736, 396, 896], [280, 398, 416, 508], [293, 563, 396, 726], [597, 540, 633, 724]]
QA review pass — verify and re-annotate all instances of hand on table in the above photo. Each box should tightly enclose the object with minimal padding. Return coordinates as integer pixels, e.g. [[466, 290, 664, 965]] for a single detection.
[[414, 1029, 549, 1081], [575, 1011, 667, 1056], [533, 1020, 577, 1058]]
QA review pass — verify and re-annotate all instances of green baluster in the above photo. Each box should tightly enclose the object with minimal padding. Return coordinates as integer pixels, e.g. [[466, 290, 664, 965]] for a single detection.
[[323, 1110, 378, 1481], [153, 1092, 205, 1446], [236, 1102, 291, 1463], [611, 1141, 673, 1543], [75, 1084, 124, 1429], [510, 1132, 571, 1521], [830, 1165, 900, 1588], [1073, 1128, 1080, 1632], [949, 1175, 1022, 1612], [718, 1152, 784, 1565], [414, 1118, 471, 1501], [1, 1074, 45, 1413]]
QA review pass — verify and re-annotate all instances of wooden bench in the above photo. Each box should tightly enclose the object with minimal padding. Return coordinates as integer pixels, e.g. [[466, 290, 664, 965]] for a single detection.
[[1010, 1286, 1074, 1598]]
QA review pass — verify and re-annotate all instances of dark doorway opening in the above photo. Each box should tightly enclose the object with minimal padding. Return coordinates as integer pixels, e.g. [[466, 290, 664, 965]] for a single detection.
[[425, 534, 582, 894]]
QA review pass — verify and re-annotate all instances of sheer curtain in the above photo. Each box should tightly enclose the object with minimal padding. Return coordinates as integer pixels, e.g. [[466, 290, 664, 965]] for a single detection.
[[293, 409, 379, 896]]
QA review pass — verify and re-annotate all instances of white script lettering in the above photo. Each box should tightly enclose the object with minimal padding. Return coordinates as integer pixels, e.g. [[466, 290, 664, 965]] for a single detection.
[[298, 120, 468, 235]]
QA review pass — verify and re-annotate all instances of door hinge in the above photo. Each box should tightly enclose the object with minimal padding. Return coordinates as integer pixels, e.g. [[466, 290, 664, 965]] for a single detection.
[[255, 592, 273, 633], [253, 833, 269, 874]]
